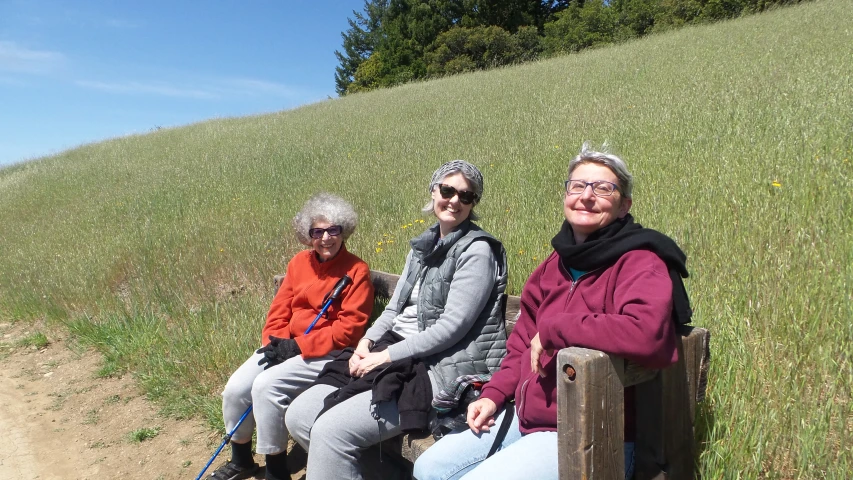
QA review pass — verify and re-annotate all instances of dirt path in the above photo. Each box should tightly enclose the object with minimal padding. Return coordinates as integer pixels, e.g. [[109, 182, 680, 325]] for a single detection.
[[0, 322, 307, 480]]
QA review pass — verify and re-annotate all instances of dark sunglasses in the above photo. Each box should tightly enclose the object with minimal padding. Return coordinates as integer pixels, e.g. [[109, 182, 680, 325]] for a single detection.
[[308, 225, 343, 239], [436, 184, 479, 205]]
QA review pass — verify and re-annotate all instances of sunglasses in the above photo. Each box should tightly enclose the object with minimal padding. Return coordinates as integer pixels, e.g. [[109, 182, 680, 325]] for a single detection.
[[436, 184, 479, 205], [308, 225, 343, 239]]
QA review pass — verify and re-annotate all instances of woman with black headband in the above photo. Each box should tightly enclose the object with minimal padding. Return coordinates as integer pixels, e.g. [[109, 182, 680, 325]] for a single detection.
[[286, 160, 509, 480], [414, 143, 692, 480]]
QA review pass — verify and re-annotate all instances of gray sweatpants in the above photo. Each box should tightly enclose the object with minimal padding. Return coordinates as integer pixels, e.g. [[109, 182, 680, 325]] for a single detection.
[[221, 351, 334, 455], [285, 383, 406, 480]]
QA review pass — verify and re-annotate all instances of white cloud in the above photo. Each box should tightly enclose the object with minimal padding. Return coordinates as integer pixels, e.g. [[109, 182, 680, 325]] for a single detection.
[[0, 41, 66, 74], [73, 76, 312, 102], [75, 80, 218, 99]]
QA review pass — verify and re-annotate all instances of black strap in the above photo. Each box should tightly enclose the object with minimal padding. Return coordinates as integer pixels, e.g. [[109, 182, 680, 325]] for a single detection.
[[486, 405, 514, 458]]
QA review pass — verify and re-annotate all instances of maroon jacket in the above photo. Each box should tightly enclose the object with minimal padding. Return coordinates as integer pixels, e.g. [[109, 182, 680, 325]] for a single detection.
[[480, 249, 678, 439]]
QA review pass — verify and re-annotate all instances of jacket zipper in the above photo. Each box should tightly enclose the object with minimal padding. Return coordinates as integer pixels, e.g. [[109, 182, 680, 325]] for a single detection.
[[517, 371, 537, 418], [562, 263, 605, 308]]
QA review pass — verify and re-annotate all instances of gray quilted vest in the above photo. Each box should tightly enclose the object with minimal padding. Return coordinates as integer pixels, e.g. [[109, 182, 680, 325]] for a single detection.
[[393, 220, 508, 394]]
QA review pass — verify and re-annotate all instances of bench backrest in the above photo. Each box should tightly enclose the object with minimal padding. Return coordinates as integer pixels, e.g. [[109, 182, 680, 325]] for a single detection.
[[274, 270, 523, 334], [368, 270, 522, 333]]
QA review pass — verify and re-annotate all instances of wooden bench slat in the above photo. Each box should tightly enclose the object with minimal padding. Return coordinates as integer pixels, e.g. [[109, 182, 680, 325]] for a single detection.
[[369, 270, 401, 299]]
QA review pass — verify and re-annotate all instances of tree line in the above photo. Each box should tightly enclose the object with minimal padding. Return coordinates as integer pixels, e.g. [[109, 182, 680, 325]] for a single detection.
[[335, 0, 803, 95]]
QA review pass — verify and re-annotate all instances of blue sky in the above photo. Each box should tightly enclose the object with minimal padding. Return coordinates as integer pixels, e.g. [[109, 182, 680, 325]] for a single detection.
[[0, 0, 360, 166]]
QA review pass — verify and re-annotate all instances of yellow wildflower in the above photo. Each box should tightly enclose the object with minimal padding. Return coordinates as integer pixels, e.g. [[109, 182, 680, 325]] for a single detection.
[[771, 180, 782, 188], [377, 241, 383, 246], [375, 247, 383, 253]]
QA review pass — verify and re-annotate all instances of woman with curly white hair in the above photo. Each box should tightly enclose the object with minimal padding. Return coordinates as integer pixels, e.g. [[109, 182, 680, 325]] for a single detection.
[[210, 193, 374, 480]]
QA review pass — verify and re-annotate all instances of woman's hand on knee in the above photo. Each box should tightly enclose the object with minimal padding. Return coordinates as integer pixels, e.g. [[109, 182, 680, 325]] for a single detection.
[[352, 350, 390, 378], [466, 398, 497, 434], [348, 350, 366, 376], [349, 339, 374, 376]]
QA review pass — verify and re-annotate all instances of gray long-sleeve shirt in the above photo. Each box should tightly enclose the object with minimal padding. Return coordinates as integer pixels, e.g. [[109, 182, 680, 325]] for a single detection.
[[364, 241, 498, 362]]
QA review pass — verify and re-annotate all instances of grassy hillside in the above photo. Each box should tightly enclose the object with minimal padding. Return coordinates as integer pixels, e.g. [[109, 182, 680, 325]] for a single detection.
[[1, 0, 851, 477]]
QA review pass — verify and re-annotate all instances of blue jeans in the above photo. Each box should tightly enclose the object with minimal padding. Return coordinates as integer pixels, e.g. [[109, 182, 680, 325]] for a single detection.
[[413, 406, 635, 480]]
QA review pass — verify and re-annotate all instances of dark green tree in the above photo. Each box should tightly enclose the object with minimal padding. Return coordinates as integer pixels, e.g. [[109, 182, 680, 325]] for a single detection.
[[425, 24, 542, 76], [611, 0, 661, 39], [542, 0, 616, 54], [334, 0, 388, 95], [456, 0, 552, 31], [337, 0, 560, 93]]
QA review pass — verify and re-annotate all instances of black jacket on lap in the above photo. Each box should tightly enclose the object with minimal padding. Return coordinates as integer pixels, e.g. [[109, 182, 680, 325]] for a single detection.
[[313, 331, 433, 432]]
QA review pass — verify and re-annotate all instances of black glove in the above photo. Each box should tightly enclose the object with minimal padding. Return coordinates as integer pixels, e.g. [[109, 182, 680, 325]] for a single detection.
[[256, 336, 302, 370]]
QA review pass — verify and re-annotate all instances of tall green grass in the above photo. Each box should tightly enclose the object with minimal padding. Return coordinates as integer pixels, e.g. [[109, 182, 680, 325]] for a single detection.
[[1, 0, 851, 477]]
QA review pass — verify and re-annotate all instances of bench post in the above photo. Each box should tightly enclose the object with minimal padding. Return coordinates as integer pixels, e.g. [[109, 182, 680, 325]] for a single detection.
[[558, 348, 625, 480], [634, 326, 709, 480]]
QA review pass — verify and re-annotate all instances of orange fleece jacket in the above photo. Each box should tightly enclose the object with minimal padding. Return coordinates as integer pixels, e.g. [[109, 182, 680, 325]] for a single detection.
[[262, 245, 374, 359]]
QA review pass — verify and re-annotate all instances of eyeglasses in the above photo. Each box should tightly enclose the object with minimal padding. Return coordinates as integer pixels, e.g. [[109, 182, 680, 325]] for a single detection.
[[308, 225, 343, 239], [564, 180, 620, 197], [436, 184, 479, 205]]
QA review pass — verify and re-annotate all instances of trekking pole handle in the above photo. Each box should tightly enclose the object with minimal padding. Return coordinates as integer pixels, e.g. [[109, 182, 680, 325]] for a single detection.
[[327, 275, 352, 303]]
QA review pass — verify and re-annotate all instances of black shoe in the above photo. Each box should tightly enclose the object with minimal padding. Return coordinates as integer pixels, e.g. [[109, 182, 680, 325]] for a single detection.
[[210, 461, 259, 480], [264, 451, 289, 480]]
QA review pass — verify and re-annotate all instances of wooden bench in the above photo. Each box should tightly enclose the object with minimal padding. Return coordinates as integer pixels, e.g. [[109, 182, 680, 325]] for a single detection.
[[274, 270, 710, 480]]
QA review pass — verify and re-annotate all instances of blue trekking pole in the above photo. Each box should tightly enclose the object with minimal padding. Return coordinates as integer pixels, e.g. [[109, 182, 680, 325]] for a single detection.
[[195, 274, 352, 479], [195, 406, 253, 480]]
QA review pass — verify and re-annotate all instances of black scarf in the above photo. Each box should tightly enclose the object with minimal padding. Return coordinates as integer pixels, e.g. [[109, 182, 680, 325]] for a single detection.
[[550, 214, 692, 325]]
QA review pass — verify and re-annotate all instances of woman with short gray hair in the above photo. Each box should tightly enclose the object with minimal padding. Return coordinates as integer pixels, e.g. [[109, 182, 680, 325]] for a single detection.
[[286, 160, 508, 480], [210, 193, 374, 480]]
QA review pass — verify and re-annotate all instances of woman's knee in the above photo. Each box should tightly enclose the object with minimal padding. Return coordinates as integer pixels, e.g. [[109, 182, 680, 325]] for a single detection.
[[308, 409, 342, 443], [249, 371, 273, 400], [222, 371, 251, 406], [285, 385, 332, 448], [413, 449, 446, 480], [250, 367, 295, 407], [307, 400, 370, 451], [413, 438, 475, 480], [283, 395, 310, 436]]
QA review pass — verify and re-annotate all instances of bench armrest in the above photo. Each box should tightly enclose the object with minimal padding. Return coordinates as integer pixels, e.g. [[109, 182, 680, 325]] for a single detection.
[[557, 347, 627, 479], [556, 326, 710, 480]]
